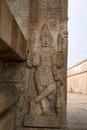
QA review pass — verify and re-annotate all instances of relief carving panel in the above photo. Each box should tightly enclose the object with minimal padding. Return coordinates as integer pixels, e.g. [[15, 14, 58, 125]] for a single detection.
[[0, 0, 68, 130], [24, 0, 68, 129], [24, 24, 65, 128]]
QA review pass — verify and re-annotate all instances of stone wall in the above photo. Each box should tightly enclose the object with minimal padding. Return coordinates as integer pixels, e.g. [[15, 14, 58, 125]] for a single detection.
[[67, 59, 87, 94], [6, 0, 29, 39]]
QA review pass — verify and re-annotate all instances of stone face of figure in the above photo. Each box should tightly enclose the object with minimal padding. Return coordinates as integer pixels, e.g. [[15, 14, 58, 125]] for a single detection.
[[39, 24, 51, 47]]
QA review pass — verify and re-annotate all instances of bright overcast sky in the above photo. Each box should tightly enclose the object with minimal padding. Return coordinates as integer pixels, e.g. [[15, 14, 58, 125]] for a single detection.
[[68, 0, 87, 67]]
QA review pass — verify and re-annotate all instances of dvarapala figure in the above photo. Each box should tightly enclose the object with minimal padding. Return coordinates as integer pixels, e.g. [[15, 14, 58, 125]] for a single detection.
[[27, 24, 64, 116]]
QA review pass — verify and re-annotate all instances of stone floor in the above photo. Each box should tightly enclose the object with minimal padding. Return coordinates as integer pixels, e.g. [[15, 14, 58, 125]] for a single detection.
[[67, 92, 87, 129]]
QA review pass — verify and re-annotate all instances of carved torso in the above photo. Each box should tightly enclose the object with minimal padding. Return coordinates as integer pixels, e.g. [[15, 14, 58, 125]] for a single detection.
[[33, 48, 56, 87]]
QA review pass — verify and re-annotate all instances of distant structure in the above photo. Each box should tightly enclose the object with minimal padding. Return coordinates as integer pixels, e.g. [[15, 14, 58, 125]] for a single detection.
[[67, 59, 87, 94]]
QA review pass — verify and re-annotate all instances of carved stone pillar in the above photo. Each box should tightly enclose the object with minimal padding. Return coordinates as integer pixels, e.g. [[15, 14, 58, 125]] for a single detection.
[[24, 0, 68, 129]]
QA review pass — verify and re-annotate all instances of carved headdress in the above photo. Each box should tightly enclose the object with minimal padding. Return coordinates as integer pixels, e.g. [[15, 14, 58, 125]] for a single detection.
[[40, 24, 52, 43]]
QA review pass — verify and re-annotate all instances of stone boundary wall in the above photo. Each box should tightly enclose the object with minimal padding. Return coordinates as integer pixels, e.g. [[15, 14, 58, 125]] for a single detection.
[[67, 59, 87, 94]]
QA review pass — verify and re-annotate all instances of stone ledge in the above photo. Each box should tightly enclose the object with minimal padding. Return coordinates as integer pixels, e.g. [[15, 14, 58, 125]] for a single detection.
[[24, 113, 61, 128], [0, 0, 27, 60]]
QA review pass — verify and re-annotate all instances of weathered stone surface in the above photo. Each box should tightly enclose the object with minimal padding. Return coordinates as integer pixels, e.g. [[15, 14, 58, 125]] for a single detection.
[[0, 0, 68, 130], [0, 61, 26, 82], [0, 0, 27, 60], [24, 114, 61, 128], [6, 0, 29, 39], [24, 0, 68, 129], [0, 84, 19, 130], [0, 107, 16, 130], [0, 85, 19, 115], [0, 61, 27, 128]]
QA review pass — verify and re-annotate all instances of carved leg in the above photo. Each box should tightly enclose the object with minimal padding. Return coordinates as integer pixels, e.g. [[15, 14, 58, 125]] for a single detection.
[[34, 84, 56, 115], [34, 85, 50, 115], [35, 83, 56, 103], [41, 98, 50, 115]]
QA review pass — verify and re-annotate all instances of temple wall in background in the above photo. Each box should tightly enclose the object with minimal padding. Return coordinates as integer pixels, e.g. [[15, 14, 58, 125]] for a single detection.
[[67, 59, 87, 94]]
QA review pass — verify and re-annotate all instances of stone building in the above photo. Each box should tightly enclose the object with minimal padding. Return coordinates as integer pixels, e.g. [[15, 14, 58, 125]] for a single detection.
[[67, 59, 87, 94], [0, 0, 68, 130]]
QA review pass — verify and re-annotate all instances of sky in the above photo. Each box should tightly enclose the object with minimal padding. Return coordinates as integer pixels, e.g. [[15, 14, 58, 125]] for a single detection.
[[68, 0, 87, 67]]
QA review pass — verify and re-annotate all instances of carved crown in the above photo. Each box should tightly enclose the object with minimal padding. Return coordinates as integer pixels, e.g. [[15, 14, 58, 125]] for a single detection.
[[40, 24, 52, 40]]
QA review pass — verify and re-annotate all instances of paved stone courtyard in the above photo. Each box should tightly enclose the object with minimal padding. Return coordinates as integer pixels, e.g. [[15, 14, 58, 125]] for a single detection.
[[67, 92, 87, 129]]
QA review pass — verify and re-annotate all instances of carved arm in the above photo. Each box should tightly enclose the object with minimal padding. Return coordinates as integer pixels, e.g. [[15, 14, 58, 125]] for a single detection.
[[33, 53, 40, 67], [56, 52, 64, 68], [27, 53, 33, 68]]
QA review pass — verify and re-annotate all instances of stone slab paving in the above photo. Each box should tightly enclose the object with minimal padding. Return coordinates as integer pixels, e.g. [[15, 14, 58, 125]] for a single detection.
[[67, 92, 87, 129]]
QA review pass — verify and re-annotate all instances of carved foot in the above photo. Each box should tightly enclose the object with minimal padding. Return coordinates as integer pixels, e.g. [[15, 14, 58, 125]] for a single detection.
[[42, 109, 56, 116]]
